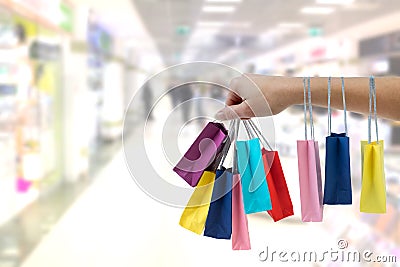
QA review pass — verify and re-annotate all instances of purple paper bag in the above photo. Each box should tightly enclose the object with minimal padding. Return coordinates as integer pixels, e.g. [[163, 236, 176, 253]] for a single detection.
[[173, 122, 228, 187]]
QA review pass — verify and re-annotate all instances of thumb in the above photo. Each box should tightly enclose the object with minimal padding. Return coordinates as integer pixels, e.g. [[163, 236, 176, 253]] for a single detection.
[[215, 102, 253, 120]]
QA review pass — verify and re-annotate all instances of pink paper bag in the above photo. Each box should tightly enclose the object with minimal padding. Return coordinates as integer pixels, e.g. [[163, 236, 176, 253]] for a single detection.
[[297, 77, 323, 222], [231, 173, 251, 250], [297, 140, 323, 222]]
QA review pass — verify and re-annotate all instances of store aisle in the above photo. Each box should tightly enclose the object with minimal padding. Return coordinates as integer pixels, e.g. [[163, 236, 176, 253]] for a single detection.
[[20, 120, 338, 267]]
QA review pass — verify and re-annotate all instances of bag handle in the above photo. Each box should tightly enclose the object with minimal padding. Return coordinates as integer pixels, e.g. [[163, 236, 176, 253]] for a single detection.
[[232, 119, 240, 174], [247, 119, 273, 151], [243, 120, 256, 139], [327, 77, 348, 135], [303, 77, 314, 140], [368, 76, 379, 144], [218, 120, 236, 168]]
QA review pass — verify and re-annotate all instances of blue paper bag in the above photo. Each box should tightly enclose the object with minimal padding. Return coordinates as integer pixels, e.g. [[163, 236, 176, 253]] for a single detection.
[[236, 138, 272, 214], [323, 77, 352, 205], [204, 168, 232, 239]]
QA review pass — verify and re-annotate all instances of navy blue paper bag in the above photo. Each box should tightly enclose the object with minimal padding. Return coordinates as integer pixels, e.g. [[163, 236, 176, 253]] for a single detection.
[[204, 168, 232, 239], [323, 77, 352, 205]]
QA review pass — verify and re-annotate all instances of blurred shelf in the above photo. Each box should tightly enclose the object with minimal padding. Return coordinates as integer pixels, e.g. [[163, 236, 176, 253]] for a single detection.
[[0, 0, 72, 36]]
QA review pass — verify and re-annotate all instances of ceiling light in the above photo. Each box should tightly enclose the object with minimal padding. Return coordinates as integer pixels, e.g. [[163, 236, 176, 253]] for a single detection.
[[206, 0, 242, 2], [300, 6, 335, 14], [278, 22, 304, 28], [316, 0, 354, 4], [202, 5, 236, 13]]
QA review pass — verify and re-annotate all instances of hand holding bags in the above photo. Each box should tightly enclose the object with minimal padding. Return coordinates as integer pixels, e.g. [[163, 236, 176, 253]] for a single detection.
[[297, 77, 324, 222], [230, 120, 251, 250], [174, 122, 228, 186], [175, 76, 388, 249], [360, 76, 386, 214], [323, 77, 352, 205], [236, 121, 272, 214], [247, 120, 294, 222]]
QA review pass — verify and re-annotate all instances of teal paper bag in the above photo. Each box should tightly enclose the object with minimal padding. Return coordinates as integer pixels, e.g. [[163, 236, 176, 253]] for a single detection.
[[236, 138, 272, 214]]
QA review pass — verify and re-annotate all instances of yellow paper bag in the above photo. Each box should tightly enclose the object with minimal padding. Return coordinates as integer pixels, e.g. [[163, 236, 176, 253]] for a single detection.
[[360, 76, 386, 214], [360, 141, 386, 213], [179, 171, 215, 234]]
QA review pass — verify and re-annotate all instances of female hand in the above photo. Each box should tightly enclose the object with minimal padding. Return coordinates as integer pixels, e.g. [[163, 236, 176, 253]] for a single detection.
[[215, 74, 301, 120]]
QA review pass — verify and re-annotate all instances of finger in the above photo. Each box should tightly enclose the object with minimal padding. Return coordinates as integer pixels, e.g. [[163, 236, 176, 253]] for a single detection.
[[228, 75, 257, 100], [215, 101, 254, 120], [225, 91, 242, 106]]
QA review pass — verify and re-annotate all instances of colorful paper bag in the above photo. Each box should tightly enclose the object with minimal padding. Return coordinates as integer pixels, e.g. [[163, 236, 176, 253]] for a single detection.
[[247, 120, 293, 221], [204, 168, 232, 239], [232, 173, 251, 250], [236, 135, 272, 214], [204, 121, 236, 239], [324, 77, 352, 205], [297, 77, 323, 222], [174, 122, 228, 186], [231, 120, 251, 250], [262, 149, 294, 221], [360, 76, 386, 213], [179, 171, 216, 234]]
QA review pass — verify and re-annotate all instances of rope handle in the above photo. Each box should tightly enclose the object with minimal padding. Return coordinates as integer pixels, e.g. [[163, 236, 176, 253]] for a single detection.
[[232, 119, 240, 174], [327, 77, 348, 135], [247, 119, 273, 150], [303, 77, 314, 140], [218, 120, 236, 168], [243, 120, 256, 139], [368, 76, 379, 144]]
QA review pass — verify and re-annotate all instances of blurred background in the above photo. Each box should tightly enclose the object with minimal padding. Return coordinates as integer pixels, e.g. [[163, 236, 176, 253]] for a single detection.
[[0, 0, 399, 266]]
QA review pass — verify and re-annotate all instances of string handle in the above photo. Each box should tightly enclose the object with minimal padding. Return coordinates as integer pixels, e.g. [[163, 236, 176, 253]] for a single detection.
[[327, 77, 348, 135], [303, 77, 307, 140], [368, 76, 379, 144], [232, 119, 240, 174], [243, 120, 256, 139], [218, 120, 235, 168], [247, 120, 273, 150], [303, 77, 314, 140]]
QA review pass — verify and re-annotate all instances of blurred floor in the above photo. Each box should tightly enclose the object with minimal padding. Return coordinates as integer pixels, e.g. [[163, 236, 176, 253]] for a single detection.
[[0, 138, 122, 267], [16, 116, 345, 267]]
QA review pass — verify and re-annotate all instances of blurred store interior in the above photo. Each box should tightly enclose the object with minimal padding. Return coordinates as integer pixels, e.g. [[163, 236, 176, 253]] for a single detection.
[[0, 0, 399, 266]]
